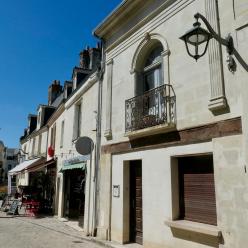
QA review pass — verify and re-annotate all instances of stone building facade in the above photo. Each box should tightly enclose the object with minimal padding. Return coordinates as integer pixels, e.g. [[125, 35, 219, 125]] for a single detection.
[[93, 1, 248, 248]]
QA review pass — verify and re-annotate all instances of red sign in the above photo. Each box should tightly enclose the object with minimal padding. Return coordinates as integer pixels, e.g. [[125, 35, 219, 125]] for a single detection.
[[48, 146, 54, 157]]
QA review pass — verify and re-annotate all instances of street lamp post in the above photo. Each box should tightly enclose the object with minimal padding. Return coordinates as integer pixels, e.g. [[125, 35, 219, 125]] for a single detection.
[[180, 13, 248, 72]]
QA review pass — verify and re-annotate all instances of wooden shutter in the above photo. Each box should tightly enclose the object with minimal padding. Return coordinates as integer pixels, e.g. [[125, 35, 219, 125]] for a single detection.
[[183, 173, 217, 225], [179, 156, 217, 226]]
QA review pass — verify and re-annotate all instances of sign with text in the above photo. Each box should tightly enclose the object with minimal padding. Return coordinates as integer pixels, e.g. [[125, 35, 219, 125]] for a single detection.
[[63, 155, 90, 167]]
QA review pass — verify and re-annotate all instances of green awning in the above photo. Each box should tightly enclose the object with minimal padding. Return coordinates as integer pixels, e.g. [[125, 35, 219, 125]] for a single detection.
[[61, 162, 86, 172]]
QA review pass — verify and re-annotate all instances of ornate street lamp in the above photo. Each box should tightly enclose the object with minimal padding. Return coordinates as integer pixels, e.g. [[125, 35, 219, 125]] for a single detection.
[[180, 13, 248, 72], [180, 19, 212, 61]]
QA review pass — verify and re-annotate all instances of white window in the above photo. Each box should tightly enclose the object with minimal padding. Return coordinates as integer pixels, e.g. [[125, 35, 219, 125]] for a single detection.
[[50, 124, 56, 149], [38, 135, 42, 155], [60, 120, 65, 148], [32, 138, 36, 156], [143, 44, 163, 91], [73, 102, 82, 140]]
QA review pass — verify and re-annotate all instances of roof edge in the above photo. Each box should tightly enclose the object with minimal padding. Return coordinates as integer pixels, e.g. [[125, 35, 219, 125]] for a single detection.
[[93, 0, 142, 38]]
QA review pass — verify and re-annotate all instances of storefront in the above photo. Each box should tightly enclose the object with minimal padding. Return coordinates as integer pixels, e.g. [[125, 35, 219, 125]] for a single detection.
[[27, 158, 57, 214], [8, 157, 57, 215], [61, 156, 87, 227], [8, 158, 45, 194]]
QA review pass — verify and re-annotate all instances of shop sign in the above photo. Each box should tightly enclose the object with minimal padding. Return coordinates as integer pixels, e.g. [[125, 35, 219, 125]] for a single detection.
[[63, 155, 90, 167]]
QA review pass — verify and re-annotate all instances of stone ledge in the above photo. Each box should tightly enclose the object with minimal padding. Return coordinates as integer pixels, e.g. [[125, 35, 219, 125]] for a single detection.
[[164, 220, 222, 238], [124, 123, 176, 139]]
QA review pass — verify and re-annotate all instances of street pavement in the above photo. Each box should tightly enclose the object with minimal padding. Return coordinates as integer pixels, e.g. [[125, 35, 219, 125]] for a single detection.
[[0, 212, 103, 248]]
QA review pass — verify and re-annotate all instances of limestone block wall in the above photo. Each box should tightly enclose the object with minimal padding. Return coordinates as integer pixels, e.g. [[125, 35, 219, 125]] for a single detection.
[[100, 0, 245, 147], [109, 134, 247, 248]]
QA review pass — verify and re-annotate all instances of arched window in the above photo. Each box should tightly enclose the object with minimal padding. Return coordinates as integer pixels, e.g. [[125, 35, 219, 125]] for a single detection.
[[143, 44, 163, 92], [133, 40, 165, 96]]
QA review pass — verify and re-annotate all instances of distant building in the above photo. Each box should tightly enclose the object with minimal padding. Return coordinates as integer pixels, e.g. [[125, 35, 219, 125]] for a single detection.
[[0, 140, 18, 193]]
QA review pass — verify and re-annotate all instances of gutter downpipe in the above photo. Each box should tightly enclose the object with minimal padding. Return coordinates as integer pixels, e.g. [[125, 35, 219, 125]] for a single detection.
[[87, 151, 93, 235], [92, 35, 105, 237]]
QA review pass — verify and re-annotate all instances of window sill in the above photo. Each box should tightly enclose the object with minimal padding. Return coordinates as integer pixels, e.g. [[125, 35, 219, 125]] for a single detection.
[[164, 220, 221, 238]]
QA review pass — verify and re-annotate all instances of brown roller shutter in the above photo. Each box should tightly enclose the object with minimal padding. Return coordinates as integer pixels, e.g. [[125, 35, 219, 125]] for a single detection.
[[179, 155, 217, 226]]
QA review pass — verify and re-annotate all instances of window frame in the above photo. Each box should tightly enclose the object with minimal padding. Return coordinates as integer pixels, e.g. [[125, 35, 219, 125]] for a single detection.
[[171, 154, 217, 226], [60, 120, 65, 148]]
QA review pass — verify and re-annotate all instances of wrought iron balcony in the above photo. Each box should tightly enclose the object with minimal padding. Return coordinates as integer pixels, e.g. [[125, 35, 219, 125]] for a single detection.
[[125, 84, 176, 133]]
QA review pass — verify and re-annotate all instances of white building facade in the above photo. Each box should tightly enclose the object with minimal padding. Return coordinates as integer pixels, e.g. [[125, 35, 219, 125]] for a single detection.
[[48, 46, 102, 236], [94, 1, 248, 248]]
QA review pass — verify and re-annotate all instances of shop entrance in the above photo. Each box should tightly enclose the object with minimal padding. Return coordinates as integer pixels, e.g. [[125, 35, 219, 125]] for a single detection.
[[129, 160, 143, 245], [64, 169, 85, 224]]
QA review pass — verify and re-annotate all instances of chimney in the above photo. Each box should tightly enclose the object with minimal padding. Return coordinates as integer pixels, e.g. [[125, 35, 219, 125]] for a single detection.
[[89, 47, 101, 70], [48, 80, 63, 105], [79, 49, 90, 69]]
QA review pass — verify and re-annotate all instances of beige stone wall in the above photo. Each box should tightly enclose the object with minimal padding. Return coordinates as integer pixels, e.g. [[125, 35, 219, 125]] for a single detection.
[[97, 0, 248, 247], [213, 135, 248, 248], [100, 0, 247, 147], [108, 135, 247, 248]]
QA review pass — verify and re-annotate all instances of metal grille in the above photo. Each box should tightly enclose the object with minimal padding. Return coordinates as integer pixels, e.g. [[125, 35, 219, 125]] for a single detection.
[[125, 84, 176, 132]]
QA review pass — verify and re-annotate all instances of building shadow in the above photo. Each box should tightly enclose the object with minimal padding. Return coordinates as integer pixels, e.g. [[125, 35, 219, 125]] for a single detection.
[[171, 227, 224, 248]]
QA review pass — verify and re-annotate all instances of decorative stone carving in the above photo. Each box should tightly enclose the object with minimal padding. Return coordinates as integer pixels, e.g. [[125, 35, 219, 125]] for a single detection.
[[104, 59, 113, 140], [205, 0, 228, 112]]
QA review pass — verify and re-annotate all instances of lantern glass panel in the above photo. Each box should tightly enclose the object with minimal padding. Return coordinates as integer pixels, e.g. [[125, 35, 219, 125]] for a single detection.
[[188, 33, 206, 44]]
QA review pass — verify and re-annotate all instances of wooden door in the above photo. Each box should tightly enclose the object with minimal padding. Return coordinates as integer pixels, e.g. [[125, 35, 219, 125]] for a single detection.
[[130, 161, 143, 244]]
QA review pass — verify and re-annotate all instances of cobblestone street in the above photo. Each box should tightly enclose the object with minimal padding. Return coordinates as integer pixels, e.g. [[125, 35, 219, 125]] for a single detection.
[[0, 213, 103, 248]]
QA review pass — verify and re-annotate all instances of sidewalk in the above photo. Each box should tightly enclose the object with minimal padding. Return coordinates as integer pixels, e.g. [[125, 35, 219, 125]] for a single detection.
[[59, 218, 142, 248], [0, 211, 142, 248]]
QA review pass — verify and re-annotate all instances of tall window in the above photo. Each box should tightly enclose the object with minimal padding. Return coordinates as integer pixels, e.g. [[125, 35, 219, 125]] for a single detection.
[[32, 138, 36, 156], [73, 102, 82, 140], [143, 44, 163, 92], [60, 120, 65, 148], [50, 124, 56, 148], [38, 135, 42, 155]]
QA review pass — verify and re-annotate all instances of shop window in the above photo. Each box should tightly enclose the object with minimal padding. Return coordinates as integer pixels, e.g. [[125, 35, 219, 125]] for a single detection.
[[177, 155, 217, 225]]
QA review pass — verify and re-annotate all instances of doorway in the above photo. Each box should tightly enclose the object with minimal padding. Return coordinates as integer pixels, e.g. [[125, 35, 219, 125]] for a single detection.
[[64, 169, 85, 221], [129, 160, 143, 245]]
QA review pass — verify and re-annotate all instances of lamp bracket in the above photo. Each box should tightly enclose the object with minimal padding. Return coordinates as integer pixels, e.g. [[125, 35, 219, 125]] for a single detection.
[[194, 13, 228, 47], [194, 13, 248, 72]]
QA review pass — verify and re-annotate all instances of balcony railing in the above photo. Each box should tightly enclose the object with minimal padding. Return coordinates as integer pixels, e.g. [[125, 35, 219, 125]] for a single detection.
[[125, 84, 176, 133]]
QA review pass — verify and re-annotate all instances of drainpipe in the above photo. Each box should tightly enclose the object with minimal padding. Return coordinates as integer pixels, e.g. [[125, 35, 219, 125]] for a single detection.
[[87, 151, 93, 235], [91, 37, 105, 236]]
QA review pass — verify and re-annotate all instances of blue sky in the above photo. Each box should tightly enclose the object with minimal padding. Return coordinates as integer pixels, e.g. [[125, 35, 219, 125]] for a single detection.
[[0, 0, 120, 148]]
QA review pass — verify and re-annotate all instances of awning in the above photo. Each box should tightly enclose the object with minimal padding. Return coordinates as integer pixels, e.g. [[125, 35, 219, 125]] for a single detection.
[[61, 155, 88, 172], [61, 162, 86, 172], [8, 157, 45, 175], [27, 158, 56, 172]]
